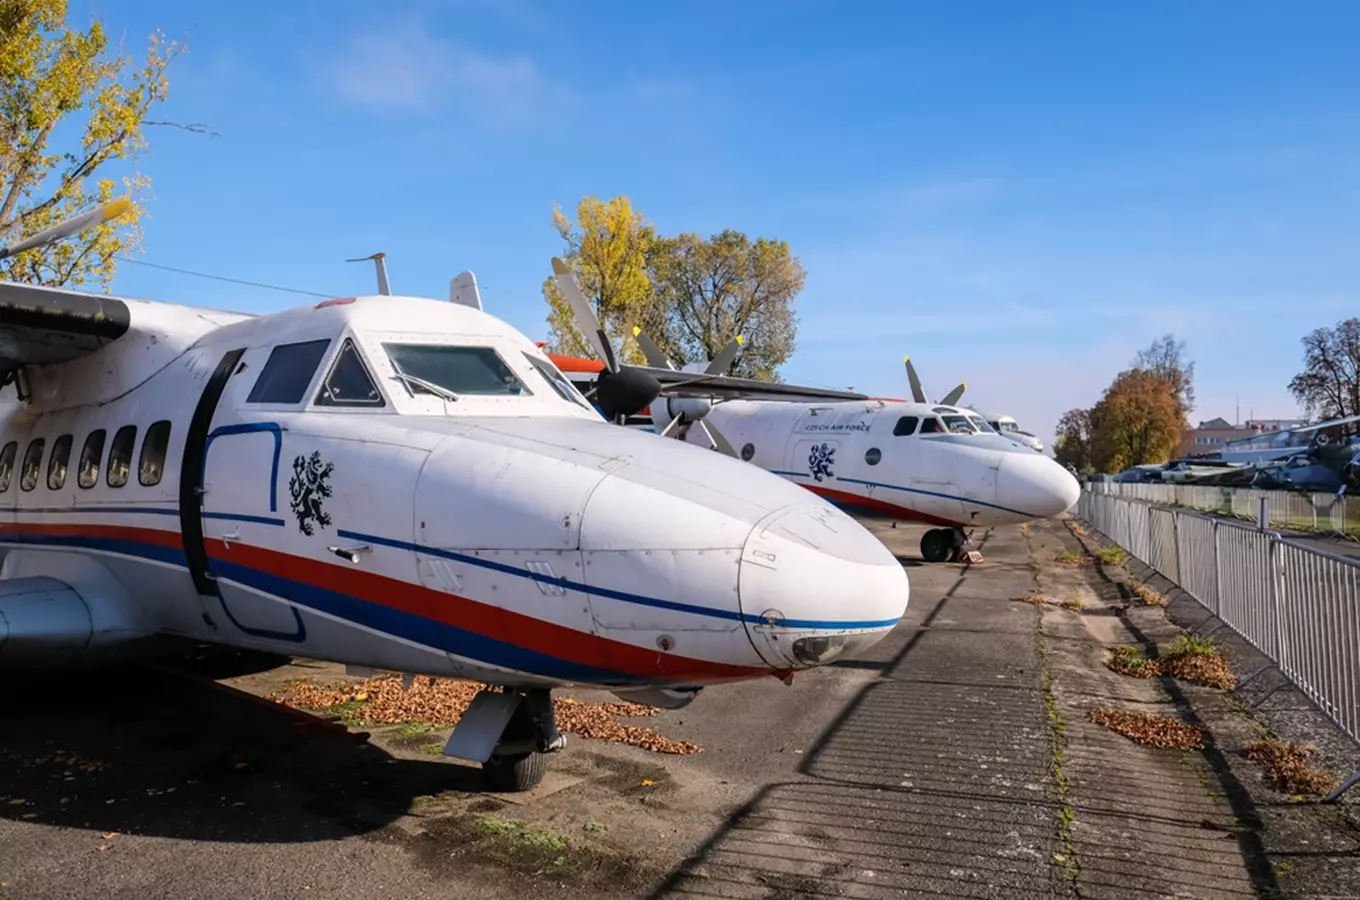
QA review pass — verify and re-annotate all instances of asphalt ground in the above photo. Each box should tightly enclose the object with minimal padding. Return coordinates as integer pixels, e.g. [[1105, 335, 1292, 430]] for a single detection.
[[0, 517, 1355, 899]]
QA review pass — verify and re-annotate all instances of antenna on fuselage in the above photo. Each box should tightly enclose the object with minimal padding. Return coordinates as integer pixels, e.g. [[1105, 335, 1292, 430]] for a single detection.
[[346, 252, 391, 295]]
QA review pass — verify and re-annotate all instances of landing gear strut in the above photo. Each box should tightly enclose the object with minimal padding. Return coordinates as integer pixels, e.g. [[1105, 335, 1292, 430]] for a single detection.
[[920, 527, 974, 563], [443, 687, 565, 793], [483, 689, 564, 792]]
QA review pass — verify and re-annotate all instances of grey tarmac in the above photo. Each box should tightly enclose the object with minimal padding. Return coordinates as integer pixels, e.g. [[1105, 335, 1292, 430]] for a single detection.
[[0, 516, 1354, 899]]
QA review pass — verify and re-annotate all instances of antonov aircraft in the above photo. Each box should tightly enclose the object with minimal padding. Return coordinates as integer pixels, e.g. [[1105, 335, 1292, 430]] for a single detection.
[[0, 202, 911, 792], [543, 275, 1082, 564]]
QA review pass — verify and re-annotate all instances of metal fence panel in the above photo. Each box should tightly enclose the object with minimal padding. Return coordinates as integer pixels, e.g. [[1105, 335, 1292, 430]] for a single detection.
[[1072, 486, 1360, 748]]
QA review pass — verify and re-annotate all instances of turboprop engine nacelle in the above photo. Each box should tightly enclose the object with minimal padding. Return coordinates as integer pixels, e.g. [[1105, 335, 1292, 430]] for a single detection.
[[653, 395, 715, 433]]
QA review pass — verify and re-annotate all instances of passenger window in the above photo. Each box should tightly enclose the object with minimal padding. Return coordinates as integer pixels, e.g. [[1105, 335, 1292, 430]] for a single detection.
[[140, 420, 172, 486], [247, 339, 331, 404], [919, 418, 942, 434], [893, 416, 919, 436], [78, 429, 106, 489], [20, 438, 44, 491], [0, 441, 15, 492], [316, 338, 385, 407], [47, 434, 73, 490], [107, 425, 137, 487]]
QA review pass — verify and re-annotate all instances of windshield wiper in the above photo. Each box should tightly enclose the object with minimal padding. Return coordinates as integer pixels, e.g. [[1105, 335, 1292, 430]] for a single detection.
[[391, 372, 459, 402]]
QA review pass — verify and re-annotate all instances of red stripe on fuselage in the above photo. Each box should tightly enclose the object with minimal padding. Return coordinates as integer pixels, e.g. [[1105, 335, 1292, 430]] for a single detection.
[[0, 521, 772, 684], [799, 484, 963, 528]]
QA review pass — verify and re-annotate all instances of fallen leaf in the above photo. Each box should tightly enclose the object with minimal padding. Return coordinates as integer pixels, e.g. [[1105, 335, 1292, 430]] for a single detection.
[[354, 692, 368, 702], [640, 779, 654, 786], [6, 799, 23, 806], [101, 832, 117, 840]]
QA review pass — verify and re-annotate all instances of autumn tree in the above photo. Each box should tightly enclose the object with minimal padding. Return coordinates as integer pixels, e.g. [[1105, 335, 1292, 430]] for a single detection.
[[0, 1, 200, 288], [1052, 408, 1094, 473], [1088, 368, 1182, 473], [1133, 332, 1194, 435], [645, 230, 803, 380], [542, 195, 656, 364], [1287, 317, 1360, 421]]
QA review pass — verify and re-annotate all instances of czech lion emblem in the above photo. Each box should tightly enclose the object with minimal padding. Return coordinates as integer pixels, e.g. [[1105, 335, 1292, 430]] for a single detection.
[[289, 450, 334, 536], [808, 443, 835, 482]]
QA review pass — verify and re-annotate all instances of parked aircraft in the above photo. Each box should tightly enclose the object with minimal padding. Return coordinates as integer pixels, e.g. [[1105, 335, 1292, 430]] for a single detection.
[[544, 272, 1083, 563], [893, 356, 1045, 453], [0, 203, 912, 792]]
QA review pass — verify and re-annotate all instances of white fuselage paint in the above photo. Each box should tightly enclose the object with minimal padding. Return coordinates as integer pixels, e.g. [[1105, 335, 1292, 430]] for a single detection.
[[649, 397, 1081, 529], [0, 295, 910, 688]]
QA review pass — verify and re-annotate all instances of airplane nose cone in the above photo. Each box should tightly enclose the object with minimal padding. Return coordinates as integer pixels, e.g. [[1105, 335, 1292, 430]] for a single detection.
[[996, 453, 1082, 519], [739, 504, 909, 670]]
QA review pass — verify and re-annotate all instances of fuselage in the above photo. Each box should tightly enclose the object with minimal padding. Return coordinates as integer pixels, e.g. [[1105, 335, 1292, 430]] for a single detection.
[[0, 295, 909, 684], [546, 355, 1078, 528], [659, 398, 1080, 528]]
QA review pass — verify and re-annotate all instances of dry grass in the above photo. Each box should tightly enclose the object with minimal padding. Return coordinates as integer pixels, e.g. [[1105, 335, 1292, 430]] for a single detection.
[[1056, 549, 1089, 565], [1245, 738, 1338, 797], [1089, 708, 1205, 750], [1103, 635, 1237, 690], [270, 675, 701, 755], [1129, 580, 1168, 607], [1094, 546, 1128, 566]]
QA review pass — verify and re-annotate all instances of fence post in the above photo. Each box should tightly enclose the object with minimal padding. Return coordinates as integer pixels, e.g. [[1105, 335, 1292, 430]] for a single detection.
[[1258, 496, 1270, 532]]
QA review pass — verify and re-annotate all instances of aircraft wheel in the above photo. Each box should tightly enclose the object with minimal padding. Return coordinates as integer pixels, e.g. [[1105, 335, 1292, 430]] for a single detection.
[[483, 750, 548, 792], [920, 529, 953, 563]]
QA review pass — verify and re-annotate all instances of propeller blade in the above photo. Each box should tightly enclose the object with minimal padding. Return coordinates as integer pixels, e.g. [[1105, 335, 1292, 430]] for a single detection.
[[631, 327, 674, 369], [699, 418, 739, 457], [551, 257, 618, 373], [903, 356, 928, 403], [940, 383, 967, 405], [0, 197, 132, 260], [704, 335, 744, 376]]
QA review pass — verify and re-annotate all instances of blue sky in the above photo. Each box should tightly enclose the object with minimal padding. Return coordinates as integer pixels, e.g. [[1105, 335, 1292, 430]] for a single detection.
[[82, 0, 1360, 448]]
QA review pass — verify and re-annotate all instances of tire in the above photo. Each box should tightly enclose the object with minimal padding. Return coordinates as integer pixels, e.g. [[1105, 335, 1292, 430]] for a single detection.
[[483, 751, 548, 792], [920, 529, 953, 563]]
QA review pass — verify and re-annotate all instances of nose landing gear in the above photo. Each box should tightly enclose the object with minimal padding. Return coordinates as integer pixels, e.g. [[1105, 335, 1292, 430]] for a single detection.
[[443, 687, 565, 793], [920, 526, 979, 563]]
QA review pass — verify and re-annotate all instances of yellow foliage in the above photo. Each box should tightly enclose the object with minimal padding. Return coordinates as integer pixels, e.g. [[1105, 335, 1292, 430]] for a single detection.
[[541, 196, 656, 363], [0, 0, 188, 288]]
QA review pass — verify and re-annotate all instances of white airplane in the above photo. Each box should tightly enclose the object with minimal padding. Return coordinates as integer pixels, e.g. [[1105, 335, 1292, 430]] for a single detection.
[[897, 357, 1045, 454], [539, 280, 1081, 564], [0, 202, 911, 792]]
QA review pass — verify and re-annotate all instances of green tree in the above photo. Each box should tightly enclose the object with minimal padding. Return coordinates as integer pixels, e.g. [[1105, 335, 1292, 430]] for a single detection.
[[1089, 369, 1183, 473], [1053, 407, 1094, 473], [646, 230, 803, 380], [542, 195, 656, 364], [0, 0, 199, 288]]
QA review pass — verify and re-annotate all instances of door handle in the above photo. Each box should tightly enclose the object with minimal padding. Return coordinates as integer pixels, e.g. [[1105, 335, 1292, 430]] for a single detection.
[[221, 527, 240, 549], [328, 543, 371, 564]]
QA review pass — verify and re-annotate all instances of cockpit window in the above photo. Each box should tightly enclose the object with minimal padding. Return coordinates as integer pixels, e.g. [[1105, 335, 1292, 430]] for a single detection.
[[967, 415, 996, 433], [997, 420, 1019, 433], [316, 338, 385, 407], [892, 415, 919, 436], [940, 414, 976, 434], [523, 352, 592, 410], [919, 417, 943, 434], [384, 344, 531, 398]]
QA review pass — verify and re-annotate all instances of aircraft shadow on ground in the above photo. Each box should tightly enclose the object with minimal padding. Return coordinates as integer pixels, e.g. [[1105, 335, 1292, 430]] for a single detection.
[[646, 525, 1284, 900], [0, 659, 483, 844]]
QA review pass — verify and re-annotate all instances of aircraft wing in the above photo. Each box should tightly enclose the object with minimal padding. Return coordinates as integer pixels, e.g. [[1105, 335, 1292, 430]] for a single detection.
[[636, 365, 869, 403], [0, 281, 132, 373]]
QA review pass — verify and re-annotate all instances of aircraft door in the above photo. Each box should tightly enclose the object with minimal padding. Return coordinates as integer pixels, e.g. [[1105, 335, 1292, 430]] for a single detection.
[[181, 345, 308, 642]]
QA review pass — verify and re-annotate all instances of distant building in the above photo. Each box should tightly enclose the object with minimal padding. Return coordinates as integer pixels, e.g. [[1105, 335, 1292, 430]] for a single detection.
[[1174, 415, 1313, 458], [1175, 417, 1258, 458]]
